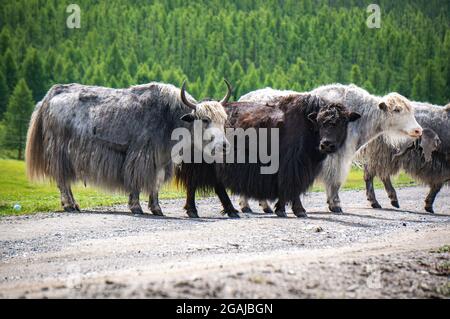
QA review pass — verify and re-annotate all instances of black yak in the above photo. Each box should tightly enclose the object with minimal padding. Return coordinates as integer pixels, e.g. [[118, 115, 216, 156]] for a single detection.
[[238, 84, 423, 214], [175, 94, 361, 218]]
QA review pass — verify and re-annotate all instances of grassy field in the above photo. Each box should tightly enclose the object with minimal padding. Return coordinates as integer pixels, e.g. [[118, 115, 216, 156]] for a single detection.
[[0, 160, 183, 216], [0, 159, 416, 216]]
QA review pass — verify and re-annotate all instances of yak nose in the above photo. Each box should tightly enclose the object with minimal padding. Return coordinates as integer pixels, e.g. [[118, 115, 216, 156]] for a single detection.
[[410, 127, 423, 138], [414, 128, 423, 137], [320, 140, 337, 153]]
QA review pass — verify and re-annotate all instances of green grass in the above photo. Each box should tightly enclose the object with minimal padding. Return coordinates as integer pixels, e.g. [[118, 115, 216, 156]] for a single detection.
[[0, 159, 184, 216], [309, 164, 416, 192], [0, 159, 416, 216], [430, 245, 450, 254]]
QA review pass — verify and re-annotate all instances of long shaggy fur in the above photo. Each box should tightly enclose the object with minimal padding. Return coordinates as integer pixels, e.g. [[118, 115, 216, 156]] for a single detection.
[[358, 102, 450, 208], [176, 94, 350, 205], [25, 82, 225, 196], [239, 84, 418, 211]]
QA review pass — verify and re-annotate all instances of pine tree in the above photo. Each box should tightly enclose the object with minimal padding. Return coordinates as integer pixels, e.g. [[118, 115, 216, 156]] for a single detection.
[[0, 28, 11, 55], [3, 49, 18, 92], [240, 63, 259, 96], [150, 64, 164, 82], [202, 73, 217, 99], [90, 64, 106, 86], [22, 48, 47, 102], [442, 31, 450, 101], [106, 43, 126, 76], [362, 80, 375, 94], [230, 60, 244, 99], [135, 64, 151, 84], [350, 64, 362, 85], [422, 60, 445, 104], [0, 72, 9, 119], [120, 72, 133, 88], [2, 79, 34, 160], [126, 52, 139, 77], [411, 73, 426, 101]]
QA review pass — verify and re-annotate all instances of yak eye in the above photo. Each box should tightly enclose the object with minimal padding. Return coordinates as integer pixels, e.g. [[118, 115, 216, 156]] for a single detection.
[[394, 109, 401, 113], [202, 118, 210, 124]]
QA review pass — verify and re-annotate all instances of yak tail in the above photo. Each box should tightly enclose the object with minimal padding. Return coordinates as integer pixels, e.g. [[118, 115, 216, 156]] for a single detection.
[[25, 101, 46, 181]]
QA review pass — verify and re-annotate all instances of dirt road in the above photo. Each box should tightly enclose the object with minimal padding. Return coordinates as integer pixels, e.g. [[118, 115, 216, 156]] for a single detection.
[[0, 186, 449, 298]]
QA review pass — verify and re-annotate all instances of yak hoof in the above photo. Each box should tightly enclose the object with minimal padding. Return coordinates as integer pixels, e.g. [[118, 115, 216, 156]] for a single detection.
[[241, 207, 253, 214], [227, 211, 240, 219], [151, 208, 164, 216], [186, 209, 199, 218], [329, 206, 343, 214], [425, 206, 435, 214], [371, 202, 382, 209], [64, 204, 81, 212], [275, 209, 288, 218], [131, 207, 144, 215], [293, 210, 308, 218], [263, 207, 274, 214], [391, 201, 400, 208]]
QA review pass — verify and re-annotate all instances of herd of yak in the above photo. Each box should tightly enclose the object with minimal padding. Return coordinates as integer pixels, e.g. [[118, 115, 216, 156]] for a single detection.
[[25, 80, 449, 218]]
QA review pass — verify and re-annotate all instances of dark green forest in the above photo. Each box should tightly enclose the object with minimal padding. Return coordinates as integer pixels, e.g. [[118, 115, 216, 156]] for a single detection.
[[0, 0, 449, 159]]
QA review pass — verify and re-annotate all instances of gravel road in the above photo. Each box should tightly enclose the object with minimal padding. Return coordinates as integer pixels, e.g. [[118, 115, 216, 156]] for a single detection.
[[0, 186, 449, 298]]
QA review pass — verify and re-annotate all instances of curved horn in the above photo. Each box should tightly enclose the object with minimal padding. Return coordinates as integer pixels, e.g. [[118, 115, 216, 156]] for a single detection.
[[220, 79, 233, 105], [180, 80, 197, 110]]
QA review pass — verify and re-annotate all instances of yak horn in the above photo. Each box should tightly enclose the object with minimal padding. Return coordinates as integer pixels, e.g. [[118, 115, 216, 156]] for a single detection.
[[180, 81, 197, 110], [220, 79, 233, 105]]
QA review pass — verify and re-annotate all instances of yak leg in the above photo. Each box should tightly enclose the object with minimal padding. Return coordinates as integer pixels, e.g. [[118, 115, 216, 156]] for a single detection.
[[364, 165, 381, 209], [259, 200, 274, 214], [128, 191, 144, 214], [274, 199, 288, 218], [58, 183, 80, 212], [214, 183, 240, 218], [148, 168, 165, 216], [239, 197, 273, 214], [292, 196, 307, 218], [425, 183, 443, 214], [149, 191, 163, 216], [326, 182, 343, 213], [184, 184, 199, 218], [381, 176, 399, 208], [239, 196, 254, 213]]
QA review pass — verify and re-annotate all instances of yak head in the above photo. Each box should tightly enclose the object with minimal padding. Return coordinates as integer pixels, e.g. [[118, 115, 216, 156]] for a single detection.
[[179, 80, 231, 156], [394, 128, 441, 163], [378, 93, 423, 141], [308, 103, 361, 154]]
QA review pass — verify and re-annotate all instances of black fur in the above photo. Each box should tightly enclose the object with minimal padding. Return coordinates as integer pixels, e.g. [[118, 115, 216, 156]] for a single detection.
[[176, 94, 358, 218]]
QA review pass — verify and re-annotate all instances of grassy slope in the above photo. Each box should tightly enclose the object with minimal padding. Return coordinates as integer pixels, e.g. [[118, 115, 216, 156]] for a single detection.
[[0, 159, 416, 216]]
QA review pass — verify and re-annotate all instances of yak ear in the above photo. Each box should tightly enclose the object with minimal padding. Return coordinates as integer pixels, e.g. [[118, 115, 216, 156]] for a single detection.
[[180, 113, 196, 123], [420, 132, 441, 163], [307, 112, 318, 124], [348, 112, 361, 122], [378, 102, 388, 111]]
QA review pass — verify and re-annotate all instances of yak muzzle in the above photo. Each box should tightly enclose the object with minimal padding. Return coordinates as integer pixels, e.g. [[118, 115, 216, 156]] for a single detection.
[[319, 140, 337, 154], [408, 127, 423, 138]]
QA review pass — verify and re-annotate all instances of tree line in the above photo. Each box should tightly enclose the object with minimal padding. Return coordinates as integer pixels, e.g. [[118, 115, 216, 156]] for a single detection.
[[0, 0, 449, 159]]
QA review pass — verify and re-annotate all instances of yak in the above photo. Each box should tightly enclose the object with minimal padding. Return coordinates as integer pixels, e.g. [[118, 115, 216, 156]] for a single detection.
[[175, 93, 361, 218], [26, 81, 232, 215], [237, 84, 423, 214], [359, 102, 450, 213]]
